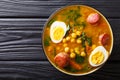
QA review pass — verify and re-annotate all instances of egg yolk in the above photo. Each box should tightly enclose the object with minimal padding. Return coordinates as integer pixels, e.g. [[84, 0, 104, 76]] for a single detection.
[[91, 51, 104, 65], [53, 26, 64, 40]]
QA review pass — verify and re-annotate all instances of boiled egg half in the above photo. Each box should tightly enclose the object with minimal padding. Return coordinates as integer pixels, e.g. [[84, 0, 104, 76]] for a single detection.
[[89, 46, 108, 67], [50, 21, 67, 43]]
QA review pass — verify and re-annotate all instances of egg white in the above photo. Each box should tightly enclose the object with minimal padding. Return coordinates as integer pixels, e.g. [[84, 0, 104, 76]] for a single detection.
[[89, 46, 108, 67], [50, 21, 67, 43]]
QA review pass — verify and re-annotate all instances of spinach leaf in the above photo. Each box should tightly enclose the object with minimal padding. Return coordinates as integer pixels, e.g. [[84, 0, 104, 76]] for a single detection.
[[47, 18, 55, 27], [87, 37, 92, 46], [81, 22, 86, 27], [65, 9, 81, 24], [81, 32, 86, 47], [75, 54, 85, 64], [81, 32, 86, 40], [44, 36, 51, 46], [53, 47, 56, 56], [81, 32, 92, 47]]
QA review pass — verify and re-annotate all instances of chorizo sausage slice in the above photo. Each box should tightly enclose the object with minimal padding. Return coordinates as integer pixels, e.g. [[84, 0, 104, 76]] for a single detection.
[[87, 13, 100, 24], [54, 52, 70, 68], [99, 33, 109, 45]]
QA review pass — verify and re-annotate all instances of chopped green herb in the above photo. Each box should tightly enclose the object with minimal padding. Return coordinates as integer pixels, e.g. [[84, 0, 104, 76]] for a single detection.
[[81, 22, 86, 27], [44, 36, 51, 46], [81, 32, 92, 47], [53, 47, 56, 56], [66, 10, 81, 21], [75, 54, 85, 64], [63, 9, 82, 26], [81, 41, 86, 47], [82, 64, 93, 71], [74, 22, 86, 28], [81, 32, 86, 47], [81, 32, 86, 40], [64, 66, 79, 72], [74, 13, 81, 21], [87, 37, 92, 46], [47, 18, 55, 27]]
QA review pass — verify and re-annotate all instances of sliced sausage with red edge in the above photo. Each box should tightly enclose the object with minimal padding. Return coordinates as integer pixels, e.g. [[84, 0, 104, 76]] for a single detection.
[[87, 13, 100, 24], [99, 33, 110, 45], [54, 52, 70, 68]]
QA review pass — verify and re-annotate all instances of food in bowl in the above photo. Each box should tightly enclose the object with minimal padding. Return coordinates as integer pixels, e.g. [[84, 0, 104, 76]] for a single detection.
[[42, 5, 113, 75]]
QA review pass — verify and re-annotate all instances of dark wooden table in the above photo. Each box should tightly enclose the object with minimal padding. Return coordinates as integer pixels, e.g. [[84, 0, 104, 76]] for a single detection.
[[0, 0, 119, 80]]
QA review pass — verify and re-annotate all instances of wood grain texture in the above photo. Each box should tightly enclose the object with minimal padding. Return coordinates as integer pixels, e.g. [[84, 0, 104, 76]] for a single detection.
[[0, 0, 119, 18], [0, 61, 118, 80], [0, 18, 46, 61]]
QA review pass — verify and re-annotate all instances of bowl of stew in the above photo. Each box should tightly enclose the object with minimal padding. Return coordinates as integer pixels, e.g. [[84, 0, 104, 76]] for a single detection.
[[42, 5, 113, 76]]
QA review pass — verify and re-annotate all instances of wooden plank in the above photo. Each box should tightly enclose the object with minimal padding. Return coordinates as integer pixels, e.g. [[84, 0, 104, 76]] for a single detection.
[[108, 19, 120, 61], [0, 18, 46, 61], [0, 61, 118, 80], [0, 18, 119, 61], [0, 0, 119, 18]]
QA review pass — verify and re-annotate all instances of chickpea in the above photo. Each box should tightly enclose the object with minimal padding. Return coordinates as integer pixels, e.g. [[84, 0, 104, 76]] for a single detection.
[[81, 51, 86, 57], [74, 47, 80, 54], [70, 52, 76, 58], [71, 33, 77, 38], [92, 44, 96, 50], [62, 38, 66, 43], [74, 47, 79, 51], [66, 36, 71, 41], [63, 43, 68, 47], [76, 31, 82, 36], [64, 47, 70, 53], [76, 39, 82, 44], [71, 38, 75, 43], [75, 50, 80, 54]]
